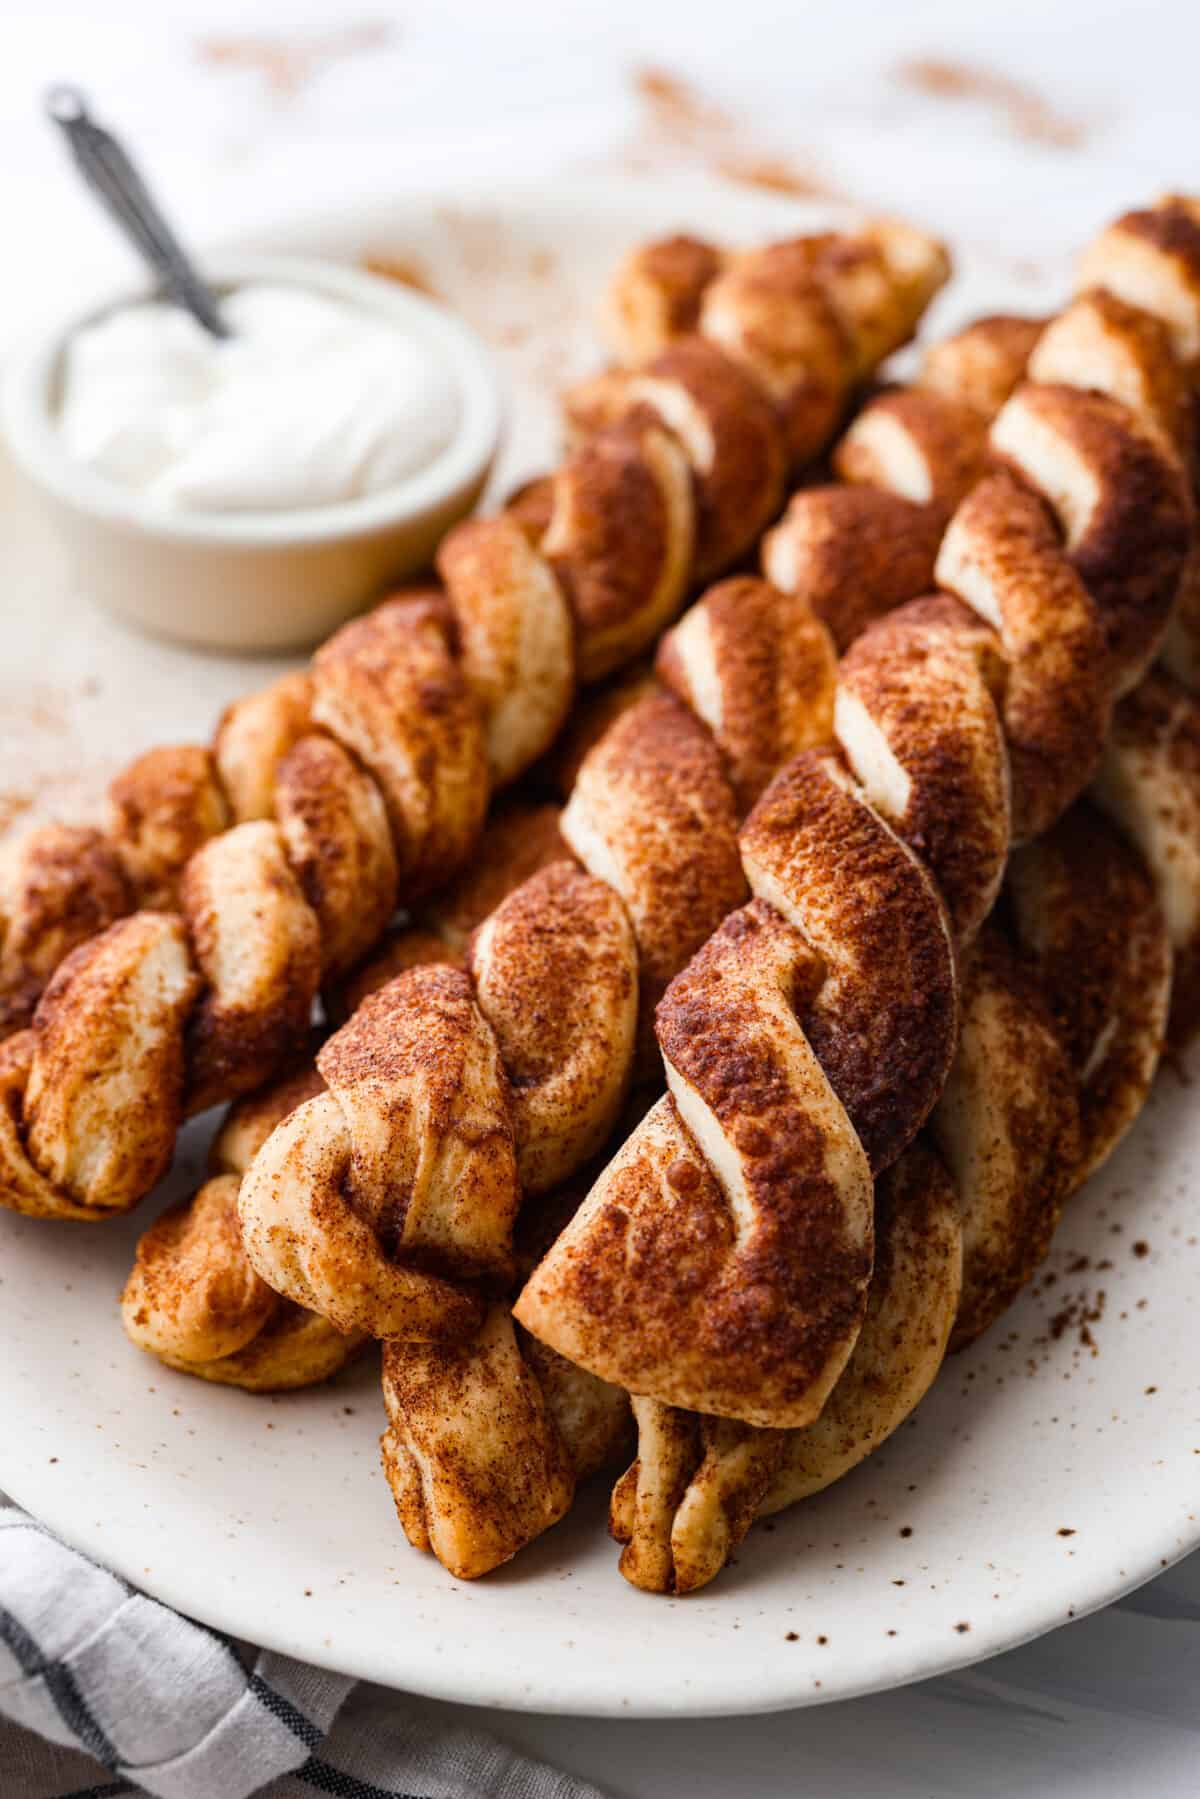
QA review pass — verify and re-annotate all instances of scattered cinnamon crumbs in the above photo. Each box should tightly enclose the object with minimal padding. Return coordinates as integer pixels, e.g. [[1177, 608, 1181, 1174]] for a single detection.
[[894, 58, 1089, 150], [196, 19, 392, 100], [362, 254, 439, 298], [717, 156, 842, 202], [627, 64, 841, 202]]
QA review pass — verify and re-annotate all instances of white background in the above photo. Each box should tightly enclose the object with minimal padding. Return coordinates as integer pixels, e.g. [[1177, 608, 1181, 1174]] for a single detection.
[[2, 1, 1200, 1793]]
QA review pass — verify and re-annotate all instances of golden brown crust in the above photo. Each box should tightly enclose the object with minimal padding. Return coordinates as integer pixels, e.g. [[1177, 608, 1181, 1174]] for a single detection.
[[212, 671, 313, 823], [610, 339, 788, 580], [991, 382, 1192, 692], [601, 234, 726, 362], [274, 733, 398, 981], [936, 471, 1112, 840], [560, 690, 746, 1066], [920, 313, 1045, 419], [543, 423, 695, 682], [760, 485, 944, 651], [107, 745, 229, 910], [1008, 802, 1170, 1185], [436, 515, 575, 783], [381, 1304, 575, 1579], [517, 901, 875, 1431], [932, 925, 1081, 1350], [655, 576, 838, 812], [0, 825, 130, 1038], [310, 592, 489, 900], [20, 915, 199, 1216], [833, 388, 989, 514], [1031, 288, 1193, 454], [740, 751, 957, 1174], [468, 863, 638, 1195], [123, 1175, 279, 1364], [1077, 198, 1200, 372], [122, 1057, 361, 1391], [697, 244, 853, 466], [836, 594, 1011, 941], [179, 822, 321, 1114]]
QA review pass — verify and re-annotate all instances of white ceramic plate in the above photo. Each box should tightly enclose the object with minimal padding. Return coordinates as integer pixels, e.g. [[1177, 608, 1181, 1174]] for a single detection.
[[2, 180, 1197, 1720]]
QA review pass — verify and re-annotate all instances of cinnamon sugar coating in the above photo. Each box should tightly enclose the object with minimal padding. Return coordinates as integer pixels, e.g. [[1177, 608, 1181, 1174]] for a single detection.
[[310, 592, 489, 903], [0, 825, 129, 1037], [107, 745, 229, 909], [122, 1059, 363, 1390], [921, 313, 1046, 418]]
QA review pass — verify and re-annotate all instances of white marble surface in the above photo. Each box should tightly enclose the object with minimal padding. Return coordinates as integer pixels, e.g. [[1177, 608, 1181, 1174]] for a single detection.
[[2, 2, 1200, 1793]]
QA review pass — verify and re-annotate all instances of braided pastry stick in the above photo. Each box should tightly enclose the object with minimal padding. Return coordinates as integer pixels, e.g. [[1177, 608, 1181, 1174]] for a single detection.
[[119, 796, 574, 1383], [763, 197, 1200, 1035], [0, 216, 949, 1050], [239, 209, 1188, 1579], [0, 221, 949, 1228], [235, 567, 958, 1572], [238, 571, 870, 1336], [531, 209, 1200, 1593], [123, 799, 635, 1573], [610, 798, 1170, 1594]]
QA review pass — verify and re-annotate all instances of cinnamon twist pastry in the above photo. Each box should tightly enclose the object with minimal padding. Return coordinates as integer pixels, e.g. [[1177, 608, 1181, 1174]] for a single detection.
[[238, 572, 861, 1342], [514, 204, 1194, 1597], [0, 221, 949, 1229], [122, 799, 635, 1575], [599, 218, 950, 468], [616, 797, 1170, 1595], [119, 796, 574, 1383], [562, 207, 1200, 1593]]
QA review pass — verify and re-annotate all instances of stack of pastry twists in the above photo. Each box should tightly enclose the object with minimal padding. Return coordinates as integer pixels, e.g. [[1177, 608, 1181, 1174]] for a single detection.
[[221, 199, 1197, 1589], [521, 194, 1200, 1594], [24, 197, 1200, 1600], [0, 217, 949, 1227]]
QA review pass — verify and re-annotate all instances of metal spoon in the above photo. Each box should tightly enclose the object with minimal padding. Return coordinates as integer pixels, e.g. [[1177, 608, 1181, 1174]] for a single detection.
[[45, 84, 231, 339]]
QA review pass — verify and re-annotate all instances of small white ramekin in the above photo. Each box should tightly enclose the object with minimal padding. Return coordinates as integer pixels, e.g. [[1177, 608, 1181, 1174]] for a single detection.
[[1, 254, 502, 652]]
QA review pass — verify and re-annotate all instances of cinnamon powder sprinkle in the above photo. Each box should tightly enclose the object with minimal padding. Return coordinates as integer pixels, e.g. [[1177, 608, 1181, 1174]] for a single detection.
[[894, 58, 1089, 150], [362, 254, 439, 298], [630, 64, 841, 201], [196, 19, 392, 100]]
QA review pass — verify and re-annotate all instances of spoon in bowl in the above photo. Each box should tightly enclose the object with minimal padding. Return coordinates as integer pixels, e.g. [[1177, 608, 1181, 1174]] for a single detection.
[[45, 84, 231, 339]]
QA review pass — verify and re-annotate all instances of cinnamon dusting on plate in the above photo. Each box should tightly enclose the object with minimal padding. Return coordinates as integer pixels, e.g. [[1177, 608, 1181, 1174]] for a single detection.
[[626, 64, 843, 203], [894, 58, 1089, 150], [362, 254, 439, 299], [196, 20, 393, 101]]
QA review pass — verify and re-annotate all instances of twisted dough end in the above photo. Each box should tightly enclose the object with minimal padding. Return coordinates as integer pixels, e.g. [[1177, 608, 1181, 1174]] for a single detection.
[[121, 1059, 363, 1390], [381, 1304, 575, 1581], [609, 1141, 961, 1595], [123, 1174, 278, 1364], [3, 915, 199, 1219]]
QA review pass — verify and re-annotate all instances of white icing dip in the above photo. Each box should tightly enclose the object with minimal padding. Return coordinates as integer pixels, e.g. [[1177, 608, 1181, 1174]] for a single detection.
[[56, 283, 461, 513]]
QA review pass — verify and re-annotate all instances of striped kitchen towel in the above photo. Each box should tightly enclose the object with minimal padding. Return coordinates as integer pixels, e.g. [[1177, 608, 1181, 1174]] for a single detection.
[[0, 1503, 606, 1799]]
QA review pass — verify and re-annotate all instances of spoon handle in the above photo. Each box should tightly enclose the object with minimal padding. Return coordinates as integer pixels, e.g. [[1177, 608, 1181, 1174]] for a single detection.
[[46, 85, 230, 340]]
